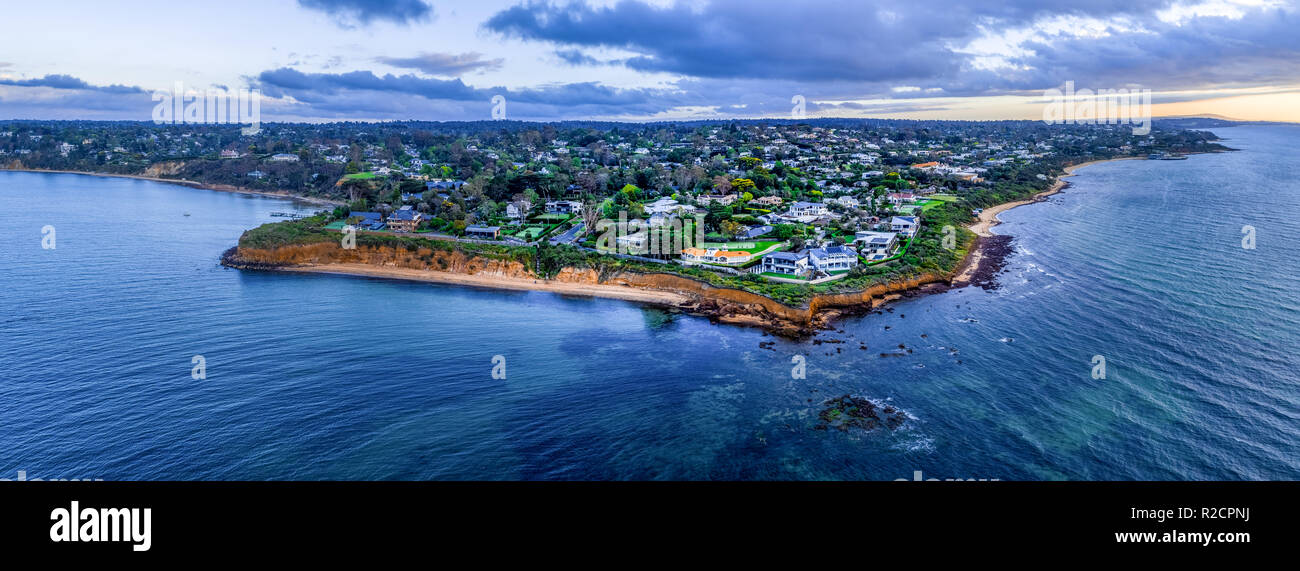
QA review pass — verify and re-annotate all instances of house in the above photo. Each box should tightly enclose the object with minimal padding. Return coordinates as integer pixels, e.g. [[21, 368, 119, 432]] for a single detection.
[[646, 197, 680, 215], [807, 245, 859, 272], [750, 196, 783, 207], [269, 153, 300, 162], [854, 231, 899, 260], [680, 247, 753, 265], [787, 201, 828, 217], [465, 225, 500, 239], [890, 216, 919, 236], [401, 192, 423, 203], [506, 200, 531, 221], [545, 200, 584, 215], [387, 206, 424, 232], [738, 225, 773, 240], [887, 192, 916, 206], [761, 251, 810, 276], [697, 194, 738, 206], [220, 149, 240, 159], [615, 233, 649, 253], [348, 211, 385, 231], [910, 161, 939, 169], [426, 180, 466, 192], [828, 196, 860, 208]]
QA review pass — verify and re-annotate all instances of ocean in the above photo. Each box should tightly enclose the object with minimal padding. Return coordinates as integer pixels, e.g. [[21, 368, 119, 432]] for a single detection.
[[2, 124, 1298, 480]]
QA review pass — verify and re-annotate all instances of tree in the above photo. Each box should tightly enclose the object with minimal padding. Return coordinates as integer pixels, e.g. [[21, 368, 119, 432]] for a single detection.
[[582, 200, 602, 233], [731, 178, 756, 193], [720, 219, 743, 238], [711, 175, 731, 194]]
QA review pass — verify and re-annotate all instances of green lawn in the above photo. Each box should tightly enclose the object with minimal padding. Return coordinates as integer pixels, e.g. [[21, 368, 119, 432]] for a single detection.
[[342, 172, 378, 181], [531, 213, 571, 222], [701, 240, 782, 254], [760, 272, 808, 280]]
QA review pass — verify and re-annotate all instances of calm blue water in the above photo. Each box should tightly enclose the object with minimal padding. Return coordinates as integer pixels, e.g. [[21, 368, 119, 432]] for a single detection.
[[2, 125, 1298, 481]]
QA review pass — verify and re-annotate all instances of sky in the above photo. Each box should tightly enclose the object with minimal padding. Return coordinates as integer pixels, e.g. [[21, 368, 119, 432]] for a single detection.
[[1, 0, 1298, 123]]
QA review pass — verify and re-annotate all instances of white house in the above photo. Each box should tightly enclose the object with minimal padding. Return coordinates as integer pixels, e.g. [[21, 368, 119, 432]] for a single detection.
[[890, 216, 918, 236], [787, 201, 828, 217], [761, 251, 810, 276], [854, 231, 899, 260], [806, 246, 859, 273]]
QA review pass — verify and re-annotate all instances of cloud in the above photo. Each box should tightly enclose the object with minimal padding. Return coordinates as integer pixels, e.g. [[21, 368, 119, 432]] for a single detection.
[[484, 0, 1300, 97], [484, 0, 1166, 84], [250, 66, 692, 119], [0, 74, 145, 94], [553, 49, 623, 67], [375, 52, 504, 76], [297, 0, 433, 26]]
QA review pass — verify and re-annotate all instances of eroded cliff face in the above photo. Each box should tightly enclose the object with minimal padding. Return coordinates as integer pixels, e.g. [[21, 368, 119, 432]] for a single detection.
[[223, 242, 951, 336]]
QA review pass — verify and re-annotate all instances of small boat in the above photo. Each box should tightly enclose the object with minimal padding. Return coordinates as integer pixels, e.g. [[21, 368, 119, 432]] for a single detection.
[[183, 212, 191, 217]]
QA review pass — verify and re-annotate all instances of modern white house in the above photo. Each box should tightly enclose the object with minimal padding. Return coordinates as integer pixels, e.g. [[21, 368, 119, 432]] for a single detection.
[[890, 216, 919, 236], [761, 251, 810, 276], [854, 231, 899, 260], [806, 245, 859, 272]]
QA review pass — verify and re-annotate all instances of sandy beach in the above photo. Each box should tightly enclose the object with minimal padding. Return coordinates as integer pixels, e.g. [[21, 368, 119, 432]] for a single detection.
[[1, 167, 343, 206], [282, 263, 695, 306]]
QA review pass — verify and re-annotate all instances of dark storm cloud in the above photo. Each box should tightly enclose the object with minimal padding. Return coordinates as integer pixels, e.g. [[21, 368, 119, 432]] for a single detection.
[[297, 0, 433, 26]]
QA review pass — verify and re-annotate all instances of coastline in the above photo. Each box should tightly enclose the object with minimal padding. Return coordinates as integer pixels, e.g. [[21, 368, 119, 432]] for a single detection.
[[0, 167, 343, 207], [969, 157, 1141, 239], [219, 153, 1165, 335], [280, 262, 695, 307], [952, 156, 1144, 286]]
